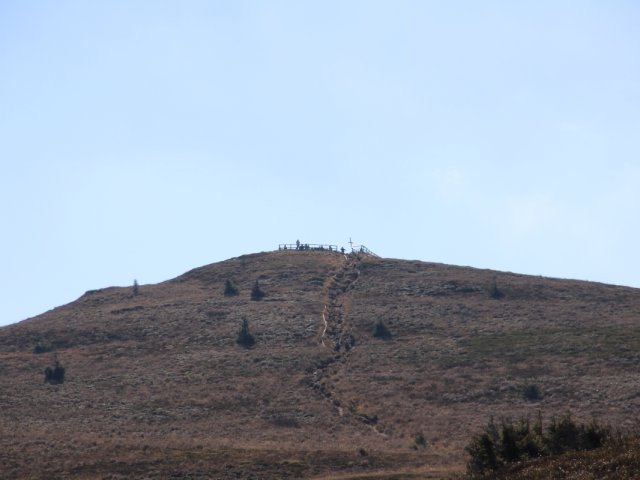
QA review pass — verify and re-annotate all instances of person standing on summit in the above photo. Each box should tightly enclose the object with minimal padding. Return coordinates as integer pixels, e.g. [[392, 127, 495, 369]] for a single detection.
[[296, 239, 301, 250]]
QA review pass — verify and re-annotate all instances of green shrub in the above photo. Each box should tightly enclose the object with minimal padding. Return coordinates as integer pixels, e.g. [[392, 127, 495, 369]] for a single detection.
[[523, 384, 542, 401], [33, 342, 53, 354], [411, 431, 427, 449], [236, 318, 255, 348], [466, 414, 611, 478], [546, 414, 607, 454], [467, 420, 500, 477], [373, 320, 392, 340], [580, 420, 611, 450], [489, 278, 504, 299], [250, 280, 265, 301], [44, 359, 65, 384], [547, 414, 579, 454], [224, 279, 239, 297]]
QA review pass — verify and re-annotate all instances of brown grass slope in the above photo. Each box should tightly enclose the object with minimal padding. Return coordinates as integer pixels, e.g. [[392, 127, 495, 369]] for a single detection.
[[492, 437, 640, 480], [1, 249, 639, 479]]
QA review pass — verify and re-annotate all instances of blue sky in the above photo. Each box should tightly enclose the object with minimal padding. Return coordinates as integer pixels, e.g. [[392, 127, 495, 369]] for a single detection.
[[1, 1, 639, 326]]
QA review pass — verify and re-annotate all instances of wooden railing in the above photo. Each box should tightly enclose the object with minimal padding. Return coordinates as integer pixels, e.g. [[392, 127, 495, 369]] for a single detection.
[[351, 245, 379, 257], [278, 243, 380, 257], [278, 243, 341, 252]]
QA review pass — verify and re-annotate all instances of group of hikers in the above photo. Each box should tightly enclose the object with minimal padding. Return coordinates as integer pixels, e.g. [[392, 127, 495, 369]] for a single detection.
[[280, 240, 346, 254]]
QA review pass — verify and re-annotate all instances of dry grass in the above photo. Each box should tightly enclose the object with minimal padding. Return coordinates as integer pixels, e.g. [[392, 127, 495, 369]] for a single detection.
[[490, 436, 640, 479], [1, 250, 639, 478]]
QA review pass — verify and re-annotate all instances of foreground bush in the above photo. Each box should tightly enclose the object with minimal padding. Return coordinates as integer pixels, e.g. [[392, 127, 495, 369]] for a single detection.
[[466, 414, 610, 478]]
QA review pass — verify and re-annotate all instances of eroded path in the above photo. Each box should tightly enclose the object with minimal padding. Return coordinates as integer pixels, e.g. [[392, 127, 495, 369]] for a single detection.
[[321, 253, 359, 350], [309, 253, 386, 433]]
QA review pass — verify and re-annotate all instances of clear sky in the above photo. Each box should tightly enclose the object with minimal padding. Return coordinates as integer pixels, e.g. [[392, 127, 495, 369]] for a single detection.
[[1, 1, 639, 326]]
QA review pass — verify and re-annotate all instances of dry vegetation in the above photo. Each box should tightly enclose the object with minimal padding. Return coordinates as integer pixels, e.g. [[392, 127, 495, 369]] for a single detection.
[[1, 249, 639, 478], [490, 436, 640, 479]]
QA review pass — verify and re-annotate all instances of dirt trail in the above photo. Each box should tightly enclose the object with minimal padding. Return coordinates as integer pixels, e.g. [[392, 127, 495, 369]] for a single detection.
[[310, 253, 386, 434], [320, 253, 360, 350]]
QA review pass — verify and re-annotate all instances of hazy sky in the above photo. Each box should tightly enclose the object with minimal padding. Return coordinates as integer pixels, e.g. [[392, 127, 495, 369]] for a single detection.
[[1, 1, 639, 326]]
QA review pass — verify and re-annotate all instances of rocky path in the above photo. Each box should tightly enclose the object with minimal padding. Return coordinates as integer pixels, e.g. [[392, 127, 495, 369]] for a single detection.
[[320, 253, 359, 351], [309, 253, 386, 434]]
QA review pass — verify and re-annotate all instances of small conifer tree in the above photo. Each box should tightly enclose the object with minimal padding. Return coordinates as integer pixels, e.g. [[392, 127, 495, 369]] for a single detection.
[[489, 277, 504, 299], [465, 414, 611, 477], [224, 279, 239, 296], [44, 358, 65, 384], [250, 280, 265, 301], [236, 318, 255, 348], [373, 320, 392, 340]]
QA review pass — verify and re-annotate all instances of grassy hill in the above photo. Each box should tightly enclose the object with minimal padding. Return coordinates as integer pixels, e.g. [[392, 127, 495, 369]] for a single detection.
[[1, 249, 639, 479]]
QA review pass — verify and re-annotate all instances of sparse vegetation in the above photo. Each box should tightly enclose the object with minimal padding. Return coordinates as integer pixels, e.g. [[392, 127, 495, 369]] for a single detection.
[[44, 359, 65, 384], [224, 279, 239, 297], [3, 250, 640, 479], [466, 414, 611, 478], [250, 280, 265, 300], [373, 320, 392, 340], [236, 317, 255, 348]]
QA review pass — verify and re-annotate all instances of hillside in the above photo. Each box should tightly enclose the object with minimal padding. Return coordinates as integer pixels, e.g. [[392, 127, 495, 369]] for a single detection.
[[1, 249, 639, 479]]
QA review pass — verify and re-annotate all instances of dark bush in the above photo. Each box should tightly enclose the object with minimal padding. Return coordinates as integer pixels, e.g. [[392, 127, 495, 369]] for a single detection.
[[271, 415, 299, 428], [250, 280, 265, 301], [236, 318, 255, 348], [466, 414, 611, 478], [467, 431, 499, 476], [489, 278, 504, 299], [373, 320, 392, 340], [499, 423, 520, 462], [44, 359, 65, 384], [547, 414, 579, 454], [33, 342, 53, 354], [224, 279, 239, 297], [523, 384, 542, 401], [411, 431, 427, 449], [546, 414, 608, 454], [580, 420, 610, 450]]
